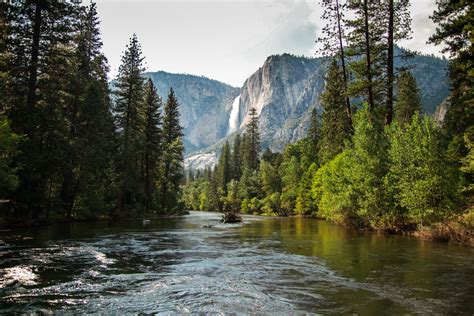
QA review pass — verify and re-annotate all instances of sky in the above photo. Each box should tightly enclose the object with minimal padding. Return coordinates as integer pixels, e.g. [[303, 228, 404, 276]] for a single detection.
[[96, 0, 443, 87]]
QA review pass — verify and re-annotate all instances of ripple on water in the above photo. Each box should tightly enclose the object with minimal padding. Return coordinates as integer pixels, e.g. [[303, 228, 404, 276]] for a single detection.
[[0, 265, 38, 287]]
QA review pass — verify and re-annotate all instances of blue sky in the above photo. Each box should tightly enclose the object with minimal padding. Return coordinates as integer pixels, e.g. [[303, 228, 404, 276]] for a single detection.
[[96, 0, 443, 87]]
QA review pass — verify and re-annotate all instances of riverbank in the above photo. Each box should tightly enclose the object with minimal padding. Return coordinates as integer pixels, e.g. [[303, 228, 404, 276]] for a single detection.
[[0, 207, 190, 229], [410, 211, 474, 247], [247, 208, 474, 247]]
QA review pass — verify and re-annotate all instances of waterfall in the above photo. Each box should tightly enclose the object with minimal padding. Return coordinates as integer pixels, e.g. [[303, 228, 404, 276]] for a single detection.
[[227, 95, 240, 135]]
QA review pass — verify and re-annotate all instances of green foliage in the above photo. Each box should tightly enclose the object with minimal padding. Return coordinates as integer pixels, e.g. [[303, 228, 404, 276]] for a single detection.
[[0, 116, 21, 196], [217, 141, 231, 194], [429, 1, 473, 209], [312, 150, 355, 224], [319, 60, 352, 164], [295, 163, 318, 216], [349, 105, 390, 228], [231, 134, 242, 180], [313, 105, 390, 228], [280, 142, 306, 214], [0, 3, 186, 223], [460, 127, 474, 199], [262, 193, 282, 216], [114, 34, 146, 216], [307, 108, 321, 162], [394, 70, 422, 125], [224, 180, 241, 212], [242, 107, 260, 171], [387, 115, 461, 226], [260, 159, 281, 196], [143, 79, 163, 213]]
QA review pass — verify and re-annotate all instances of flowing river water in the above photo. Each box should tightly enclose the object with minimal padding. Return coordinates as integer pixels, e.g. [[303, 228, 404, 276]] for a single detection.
[[0, 211, 473, 314]]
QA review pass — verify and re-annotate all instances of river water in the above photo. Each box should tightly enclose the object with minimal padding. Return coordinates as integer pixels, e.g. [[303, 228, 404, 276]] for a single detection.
[[0, 211, 473, 314]]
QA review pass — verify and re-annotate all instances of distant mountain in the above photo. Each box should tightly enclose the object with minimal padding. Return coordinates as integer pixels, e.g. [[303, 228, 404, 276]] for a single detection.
[[122, 49, 449, 169]]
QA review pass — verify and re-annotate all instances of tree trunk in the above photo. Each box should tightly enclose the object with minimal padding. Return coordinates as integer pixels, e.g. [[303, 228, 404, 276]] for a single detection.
[[27, 2, 42, 110], [145, 145, 150, 213], [26, 2, 43, 220], [385, 0, 394, 125], [363, 0, 375, 113], [335, 0, 352, 128]]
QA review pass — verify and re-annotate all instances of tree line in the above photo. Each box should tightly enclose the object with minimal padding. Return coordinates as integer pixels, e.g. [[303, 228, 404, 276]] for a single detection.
[[0, 2, 185, 225], [182, 0, 473, 233]]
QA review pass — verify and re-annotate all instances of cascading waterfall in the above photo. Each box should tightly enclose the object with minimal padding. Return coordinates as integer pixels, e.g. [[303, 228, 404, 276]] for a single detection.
[[227, 95, 240, 135]]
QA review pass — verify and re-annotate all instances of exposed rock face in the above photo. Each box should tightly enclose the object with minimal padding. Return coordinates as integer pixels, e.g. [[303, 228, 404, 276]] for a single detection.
[[184, 152, 218, 171], [238, 54, 325, 151], [144, 72, 239, 153], [433, 98, 450, 125]]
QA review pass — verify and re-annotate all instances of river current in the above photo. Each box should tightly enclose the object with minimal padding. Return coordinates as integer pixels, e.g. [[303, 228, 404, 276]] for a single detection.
[[0, 211, 473, 314]]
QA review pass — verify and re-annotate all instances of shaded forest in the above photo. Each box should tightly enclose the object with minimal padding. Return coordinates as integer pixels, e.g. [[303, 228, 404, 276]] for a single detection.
[[0, 2, 185, 225]]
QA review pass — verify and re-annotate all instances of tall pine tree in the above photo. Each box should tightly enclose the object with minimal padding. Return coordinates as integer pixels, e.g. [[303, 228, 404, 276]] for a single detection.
[[319, 60, 352, 164], [429, 0, 473, 139], [217, 141, 231, 195], [2, 1, 80, 220], [385, 0, 412, 125], [143, 79, 162, 214], [318, 0, 352, 126], [346, 0, 386, 115], [243, 107, 260, 171], [307, 108, 320, 163], [61, 3, 116, 219], [160, 88, 185, 214], [231, 133, 242, 180], [114, 34, 146, 215]]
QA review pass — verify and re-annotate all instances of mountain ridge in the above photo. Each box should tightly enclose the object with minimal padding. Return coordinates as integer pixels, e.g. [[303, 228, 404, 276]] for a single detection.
[[135, 49, 450, 169]]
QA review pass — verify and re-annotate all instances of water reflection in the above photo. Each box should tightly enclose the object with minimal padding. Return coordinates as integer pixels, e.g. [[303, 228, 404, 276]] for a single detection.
[[0, 212, 472, 314]]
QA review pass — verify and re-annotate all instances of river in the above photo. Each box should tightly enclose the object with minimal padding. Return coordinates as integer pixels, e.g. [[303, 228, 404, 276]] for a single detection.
[[0, 211, 473, 314]]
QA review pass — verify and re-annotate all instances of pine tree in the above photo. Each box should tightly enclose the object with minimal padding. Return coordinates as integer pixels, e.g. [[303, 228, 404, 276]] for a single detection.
[[319, 60, 352, 163], [243, 107, 260, 171], [318, 0, 352, 126], [217, 141, 231, 194], [2, 1, 80, 220], [143, 79, 162, 213], [307, 108, 320, 163], [74, 83, 116, 218], [0, 116, 21, 198], [231, 133, 242, 180], [346, 0, 386, 114], [385, 0, 412, 125], [160, 88, 185, 214], [394, 70, 421, 126], [114, 34, 146, 215], [60, 3, 116, 219], [429, 0, 473, 211]]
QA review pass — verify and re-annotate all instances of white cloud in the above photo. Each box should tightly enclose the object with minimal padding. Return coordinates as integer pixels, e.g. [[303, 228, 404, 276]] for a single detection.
[[95, 0, 444, 87]]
